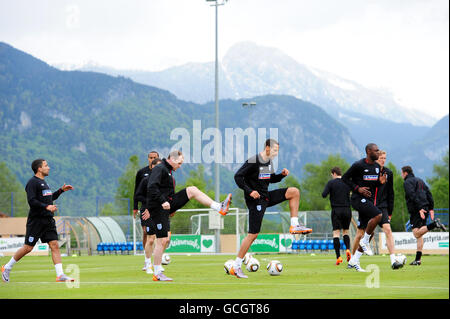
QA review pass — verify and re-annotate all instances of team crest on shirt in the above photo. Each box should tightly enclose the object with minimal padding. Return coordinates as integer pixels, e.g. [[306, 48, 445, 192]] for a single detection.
[[361, 199, 366, 203], [375, 168, 379, 174], [29, 236, 34, 242], [157, 223, 162, 230], [258, 165, 271, 179], [256, 205, 262, 211]]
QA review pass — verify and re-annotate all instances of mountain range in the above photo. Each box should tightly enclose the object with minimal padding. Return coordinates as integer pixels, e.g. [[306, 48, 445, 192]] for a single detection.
[[1, 42, 363, 205], [61, 42, 437, 127], [54, 41, 448, 176]]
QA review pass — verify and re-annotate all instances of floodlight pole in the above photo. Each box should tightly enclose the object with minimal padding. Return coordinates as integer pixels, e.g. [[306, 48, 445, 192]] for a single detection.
[[208, 0, 227, 254], [214, 1, 220, 206]]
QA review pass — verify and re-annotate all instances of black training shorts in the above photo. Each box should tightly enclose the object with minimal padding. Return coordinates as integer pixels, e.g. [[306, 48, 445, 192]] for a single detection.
[[351, 197, 382, 226], [24, 217, 58, 246], [409, 211, 429, 230], [150, 188, 189, 238], [246, 188, 288, 234], [331, 206, 352, 230], [144, 221, 156, 236], [140, 209, 157, 235], [357, 207, 390, 229], [139, 209, 147, 227]]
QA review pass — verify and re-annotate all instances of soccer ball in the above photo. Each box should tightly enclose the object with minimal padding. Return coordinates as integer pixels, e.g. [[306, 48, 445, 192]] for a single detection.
[[224, 259, 234, 275], [246, 257, 260, 272], [243, 253, 252, 265], [162, 253, 171, 265], [395, 254, 407, 265], [267, 260, 283, 276]]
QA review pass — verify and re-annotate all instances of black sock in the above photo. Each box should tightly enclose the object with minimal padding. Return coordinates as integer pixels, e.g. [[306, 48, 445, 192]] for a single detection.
[[416, 251, 422, 261], [333, 237, 341, 258], [427, 221, 437, 231], [343, 235, 350, 251]]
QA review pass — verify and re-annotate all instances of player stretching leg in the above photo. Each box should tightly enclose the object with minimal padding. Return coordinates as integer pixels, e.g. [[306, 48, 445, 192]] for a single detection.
[[144, 150, 232, 281], [230, 139, 312, 279]]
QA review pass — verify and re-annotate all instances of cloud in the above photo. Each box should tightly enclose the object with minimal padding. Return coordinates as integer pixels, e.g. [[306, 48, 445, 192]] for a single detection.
[[0, 0, 448, 118]]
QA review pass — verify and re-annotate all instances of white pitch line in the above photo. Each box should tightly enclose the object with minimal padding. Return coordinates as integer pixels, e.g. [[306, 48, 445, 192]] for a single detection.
[[6, 281, 449, 290], [10, 267, 109, 273]]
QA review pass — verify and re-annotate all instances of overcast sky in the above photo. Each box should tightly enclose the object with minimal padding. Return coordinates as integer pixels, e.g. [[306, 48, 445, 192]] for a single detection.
[[0, 0, 448, 119]]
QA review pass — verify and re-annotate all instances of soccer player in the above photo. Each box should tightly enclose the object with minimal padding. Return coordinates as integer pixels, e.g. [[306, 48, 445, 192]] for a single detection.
[[1, 159, 75, 282], [144, 150, 232, 281], [342, 143, 386, 272], [134, 157, 162, 274], [230, 139, 312, 279], [351, 150, 403, 269], [133, 150, 159, 270], [322, 166, 352, 265], [401, 166, 446, 265]]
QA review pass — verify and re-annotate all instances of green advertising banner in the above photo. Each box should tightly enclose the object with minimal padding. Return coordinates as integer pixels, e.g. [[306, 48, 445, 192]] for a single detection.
[[166, 235, 201, 253], [279, 234, 295, 252], [240, 234, 280, 252], [165, 235, 216, 253]]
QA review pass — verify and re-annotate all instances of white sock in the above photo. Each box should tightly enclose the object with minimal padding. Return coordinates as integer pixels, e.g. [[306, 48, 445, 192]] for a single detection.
[[154, 264, 162, 275], [390, 254, 396, 265], [55, 263, 64, 277], [210, 202, 221, 211], [290, 217, 299, 227], [354, 250, 363, 263], [234, 257, 243, 269], [5, 257, 17, 270], [362, 232, 371, 244], [145, 257, 151, 265]]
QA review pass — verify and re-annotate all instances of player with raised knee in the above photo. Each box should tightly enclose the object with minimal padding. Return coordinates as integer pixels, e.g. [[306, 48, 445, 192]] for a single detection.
[[230, 139, 312, 279], [401, 165, 446, 265], [351, 150, 403, 269], [342, 143, 385, 272], [144, 150, 232, 281]]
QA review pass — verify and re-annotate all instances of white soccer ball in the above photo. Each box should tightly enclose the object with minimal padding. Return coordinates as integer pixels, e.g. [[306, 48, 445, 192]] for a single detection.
[[396, 254, 407, 265], [246, 257, 260, 272], [267, 260, 283, 276], [224, 259, 234, 275], [243, 253, 252, 265], [162, 253, 171, 265]]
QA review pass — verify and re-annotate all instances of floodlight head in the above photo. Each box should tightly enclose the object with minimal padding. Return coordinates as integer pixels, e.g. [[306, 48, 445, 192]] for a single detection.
[[206, 0, 228, 4]]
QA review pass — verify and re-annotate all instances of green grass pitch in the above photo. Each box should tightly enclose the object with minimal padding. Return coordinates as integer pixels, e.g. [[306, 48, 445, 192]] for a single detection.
[[1, 254, 448, 299]]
